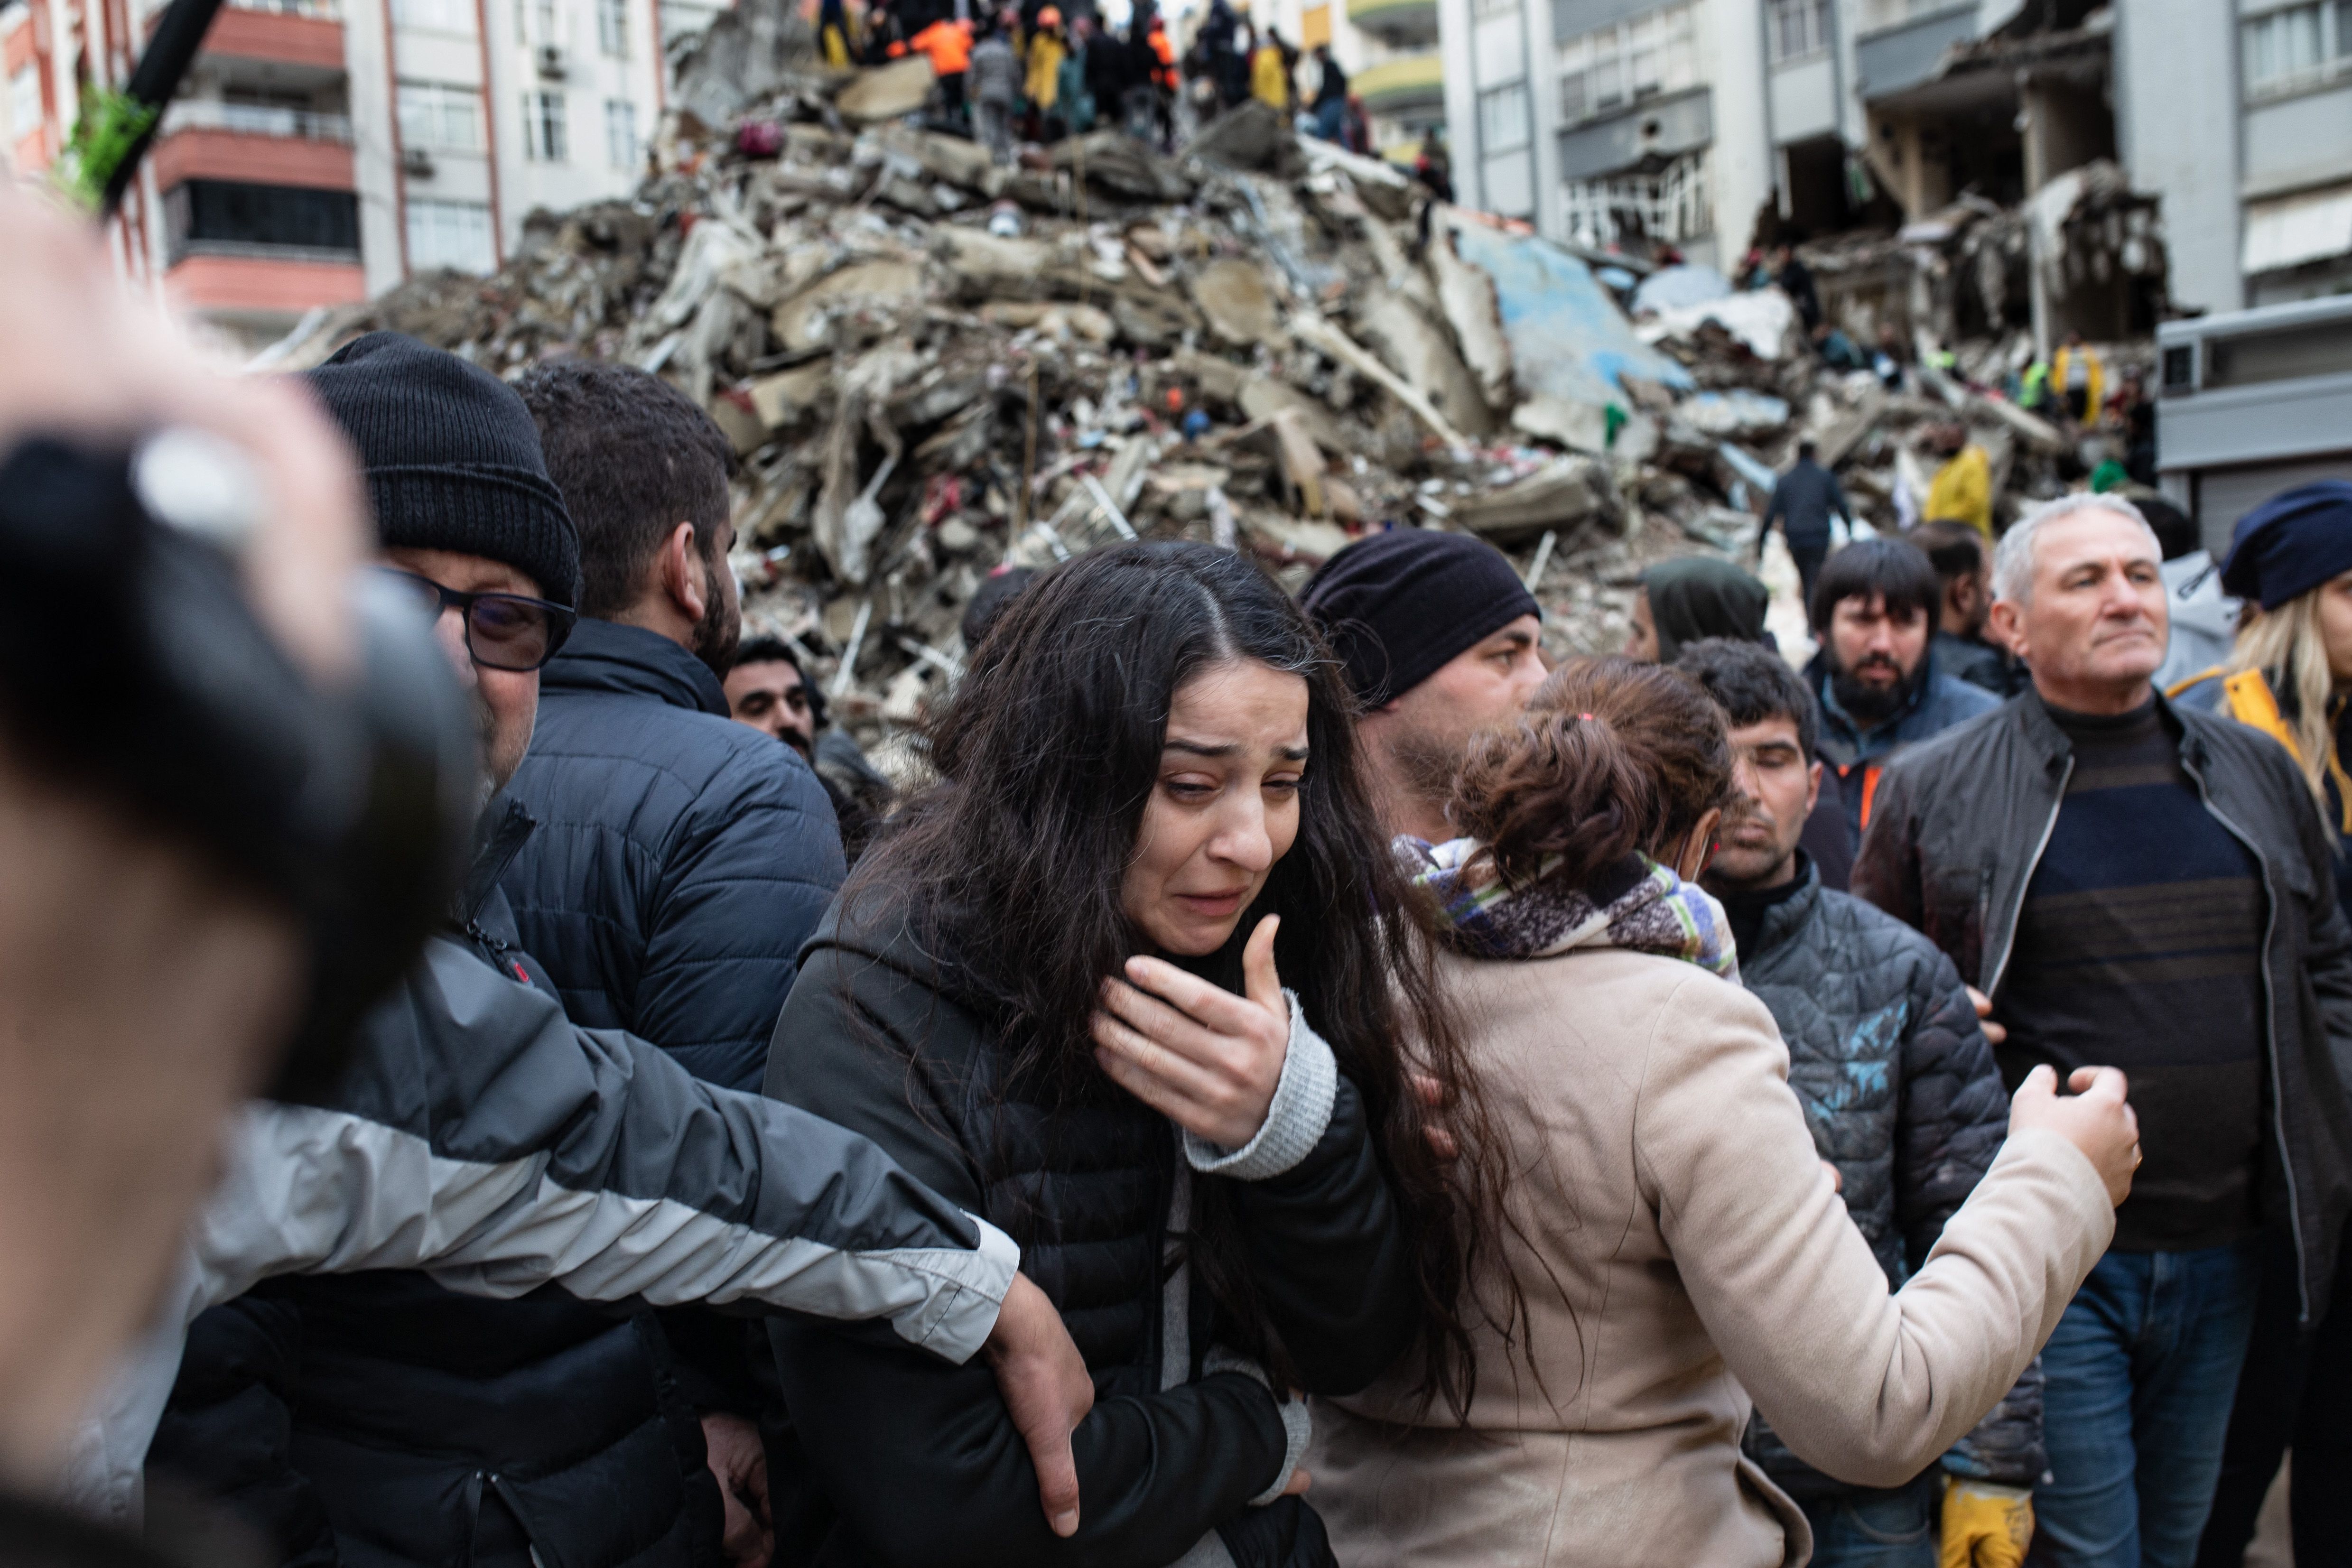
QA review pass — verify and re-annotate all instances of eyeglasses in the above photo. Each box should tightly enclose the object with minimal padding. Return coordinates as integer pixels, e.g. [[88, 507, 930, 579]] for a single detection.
[[378, 569, 577, 672]]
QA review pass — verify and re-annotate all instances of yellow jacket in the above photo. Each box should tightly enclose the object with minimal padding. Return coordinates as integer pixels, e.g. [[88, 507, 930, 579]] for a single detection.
[[2051, 344, 2106, 417], [1251, 44, 1289, 108], [1026, 30, 1064, 108], [1925, 445, 1992, 538]]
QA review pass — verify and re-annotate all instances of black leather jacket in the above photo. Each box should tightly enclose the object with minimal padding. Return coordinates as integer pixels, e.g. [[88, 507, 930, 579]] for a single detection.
[[1855, 688, 2352, 1324]]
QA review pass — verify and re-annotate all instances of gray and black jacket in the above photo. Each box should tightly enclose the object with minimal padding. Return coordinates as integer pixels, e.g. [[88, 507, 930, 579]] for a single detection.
[[69, 802, 1013, 1550], [1731, 860, 2042, 1495], [1854, 688, 2352, 1325]]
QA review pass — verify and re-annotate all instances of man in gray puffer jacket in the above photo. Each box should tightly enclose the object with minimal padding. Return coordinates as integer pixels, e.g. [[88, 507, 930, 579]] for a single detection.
[[1680, 639, 2038, 1568]]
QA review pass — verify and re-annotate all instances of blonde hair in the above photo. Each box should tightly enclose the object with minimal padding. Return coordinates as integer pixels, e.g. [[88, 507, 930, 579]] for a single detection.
[[2229, 592, 2337, 808]]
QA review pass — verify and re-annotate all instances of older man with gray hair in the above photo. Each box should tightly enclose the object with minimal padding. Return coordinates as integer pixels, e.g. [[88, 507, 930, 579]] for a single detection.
[[1855, 492, 2352, 1568]]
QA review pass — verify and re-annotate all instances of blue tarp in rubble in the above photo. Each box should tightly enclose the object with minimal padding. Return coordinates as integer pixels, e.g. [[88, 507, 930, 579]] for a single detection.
[[1447, 220, 1696, 411]]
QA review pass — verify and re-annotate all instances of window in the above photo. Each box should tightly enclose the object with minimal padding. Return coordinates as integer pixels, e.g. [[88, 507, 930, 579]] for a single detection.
[[2242, 0, 2351, 97], [522, 89, 567, 160], [406, 197, 496, 272], [1471, 0, 1516, 17], [390, 0, 474, 32], [604, 97, 637, 169], [1766, 0, 1831, 62], [397, 81, 481, 149], [8, 62, 39, 139], [1478, 81, 1528, 152], [596, 0, 626, 54], [1556, 4, 1697, 124], [164, 179, 360, 258]]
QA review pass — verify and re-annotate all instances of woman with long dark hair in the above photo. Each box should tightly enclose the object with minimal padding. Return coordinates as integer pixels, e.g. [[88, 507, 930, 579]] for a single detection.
[[757, 541, 1495, 1568], [1309, 656, 2139, 1568]]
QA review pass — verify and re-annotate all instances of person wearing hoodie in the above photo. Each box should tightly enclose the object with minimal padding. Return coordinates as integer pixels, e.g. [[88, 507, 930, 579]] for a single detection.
[[1622, 555, 1771, 665], [146, 334, 1089, 1568], [1307, 653, 2136, 1568]]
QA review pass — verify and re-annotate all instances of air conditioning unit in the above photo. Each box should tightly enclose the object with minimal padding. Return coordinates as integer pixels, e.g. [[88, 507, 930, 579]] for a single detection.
[[402, 145, 435, 177], [535, 42, 566, 77]]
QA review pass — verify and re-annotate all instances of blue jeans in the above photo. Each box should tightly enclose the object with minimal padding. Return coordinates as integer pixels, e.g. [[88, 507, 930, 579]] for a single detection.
[[1802, 1473, 1940, 1568], [2026, 1240, 2263, 1568]]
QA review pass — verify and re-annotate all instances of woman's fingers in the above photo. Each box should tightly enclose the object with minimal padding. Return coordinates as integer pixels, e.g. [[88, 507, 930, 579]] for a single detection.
[[1239, 915, 1285, 1021], [1098, 976, 1226, 1065], [1090, 1010, 1227, 1110], [1121, 954, 1274, 1039]]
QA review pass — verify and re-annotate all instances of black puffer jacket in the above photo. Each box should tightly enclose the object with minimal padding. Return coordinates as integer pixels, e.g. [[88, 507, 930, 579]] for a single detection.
[[151, 806, 719, 1568], [760, 900, 1421, 1568], [1729, 860, 2040, 1495], [501, 619, 845, 1093]]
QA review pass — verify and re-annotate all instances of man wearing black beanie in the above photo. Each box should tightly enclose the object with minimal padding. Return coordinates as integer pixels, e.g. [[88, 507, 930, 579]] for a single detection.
[[1302, 527, 1546, 841], [149, 334, 1096, 1568]]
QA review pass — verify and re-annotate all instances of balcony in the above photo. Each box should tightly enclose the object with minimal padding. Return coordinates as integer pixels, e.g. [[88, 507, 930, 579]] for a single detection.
[[154, 100, 356, 191], [1347, 0, 1437, 45], [149, 0, 346, 70], [1353, 50, 1444, 114]]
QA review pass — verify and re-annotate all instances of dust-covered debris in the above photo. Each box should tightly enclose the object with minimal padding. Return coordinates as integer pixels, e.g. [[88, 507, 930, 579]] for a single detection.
[[268, 38, 2165, 769]]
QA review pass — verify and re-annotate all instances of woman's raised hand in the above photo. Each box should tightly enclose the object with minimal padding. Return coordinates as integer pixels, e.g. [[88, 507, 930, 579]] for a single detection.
[[2008, 1065, 2141, 1207], [1093, 914, 1291, 1149]]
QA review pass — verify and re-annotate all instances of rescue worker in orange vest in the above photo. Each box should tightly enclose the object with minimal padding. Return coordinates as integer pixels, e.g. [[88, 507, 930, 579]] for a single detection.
[[909, 14, 973, 121]]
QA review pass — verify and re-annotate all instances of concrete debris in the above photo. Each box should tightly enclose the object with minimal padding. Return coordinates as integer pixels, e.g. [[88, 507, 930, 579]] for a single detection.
[[265, 42, 2166, 752]]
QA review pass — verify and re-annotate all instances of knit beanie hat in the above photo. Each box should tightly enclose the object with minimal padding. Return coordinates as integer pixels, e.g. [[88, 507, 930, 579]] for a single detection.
[[305, 332, 580, 605], [2221, 481, 2352, 611], [1302, 528, 1538, 707]]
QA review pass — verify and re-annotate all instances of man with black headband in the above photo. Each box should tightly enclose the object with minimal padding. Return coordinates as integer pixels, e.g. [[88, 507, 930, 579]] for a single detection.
[[1301, 529, 1547, 843]]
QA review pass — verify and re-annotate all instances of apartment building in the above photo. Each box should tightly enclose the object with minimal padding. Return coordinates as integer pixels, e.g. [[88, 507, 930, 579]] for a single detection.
[[1432, 0, 2351, 315], [1, 0, 679, 345]]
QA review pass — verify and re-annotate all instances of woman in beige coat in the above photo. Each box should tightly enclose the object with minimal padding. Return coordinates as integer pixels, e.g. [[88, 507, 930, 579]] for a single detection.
[[1309, 657, 2139, 1568]]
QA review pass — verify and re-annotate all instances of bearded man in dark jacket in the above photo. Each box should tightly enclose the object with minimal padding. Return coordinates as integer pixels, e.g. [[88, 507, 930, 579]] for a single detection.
[[1678, 639, 2036, 1568], [503, 359, 842, 1098]]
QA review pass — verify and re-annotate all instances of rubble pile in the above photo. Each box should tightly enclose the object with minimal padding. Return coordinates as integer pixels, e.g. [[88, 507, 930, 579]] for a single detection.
[[274, 64, 2138, 765]]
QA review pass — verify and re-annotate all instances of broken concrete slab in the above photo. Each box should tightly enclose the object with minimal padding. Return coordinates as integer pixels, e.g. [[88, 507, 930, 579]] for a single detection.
[[1427, 215, 1514, 413], [1190, 258, 1282, 347], [1447, 216, 1694, 411], [1453, 456, 1622, 544], [834, 56, 935, 124], [1353, 292, 1499, 440], [771, 259, 926, 354], [1290, 311, 1472, 450]]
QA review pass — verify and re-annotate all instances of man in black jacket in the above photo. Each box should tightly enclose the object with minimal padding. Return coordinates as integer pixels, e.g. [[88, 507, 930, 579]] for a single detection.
[[1759, 439, 1850, 617], [149, 335, 1090, 1568], [1855, 492, 2352, 1568], [502, 364, 850, 1559], [504, 359, 840, 1098], [1679, 639, 2035, 1568]]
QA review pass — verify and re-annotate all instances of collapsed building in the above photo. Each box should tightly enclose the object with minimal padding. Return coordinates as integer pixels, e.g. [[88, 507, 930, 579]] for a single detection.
[[267, 27, 2124, 772]]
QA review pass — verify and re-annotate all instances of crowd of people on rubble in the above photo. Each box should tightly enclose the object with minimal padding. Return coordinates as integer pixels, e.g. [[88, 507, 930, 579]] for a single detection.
[[817, 0, 1396, 167], [10, 172, 2352, 1568]]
